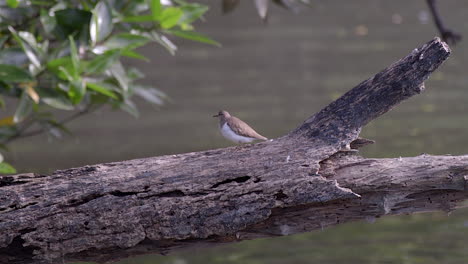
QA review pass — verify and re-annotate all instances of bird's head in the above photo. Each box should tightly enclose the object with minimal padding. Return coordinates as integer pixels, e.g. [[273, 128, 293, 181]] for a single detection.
[[213, 110, 231, 118]]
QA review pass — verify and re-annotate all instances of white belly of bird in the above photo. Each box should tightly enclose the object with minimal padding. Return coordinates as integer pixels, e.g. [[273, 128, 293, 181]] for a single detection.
[[221, 123, 255, 143]]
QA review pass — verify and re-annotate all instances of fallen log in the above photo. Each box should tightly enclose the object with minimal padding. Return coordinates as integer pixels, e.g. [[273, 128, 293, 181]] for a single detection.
[[1, 38, 464, 264]]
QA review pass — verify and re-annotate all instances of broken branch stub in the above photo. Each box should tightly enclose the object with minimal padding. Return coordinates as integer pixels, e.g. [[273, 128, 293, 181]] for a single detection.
[[0, 38, 456, 264], [291, 38, 450, 146]]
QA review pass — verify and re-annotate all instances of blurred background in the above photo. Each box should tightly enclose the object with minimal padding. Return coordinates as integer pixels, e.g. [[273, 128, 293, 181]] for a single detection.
[[6, 0, 468, 263]]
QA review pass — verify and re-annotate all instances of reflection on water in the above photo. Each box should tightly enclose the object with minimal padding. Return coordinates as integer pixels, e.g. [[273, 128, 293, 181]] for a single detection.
[[117, 209, 468, 264], [9, 0, 468, 263]]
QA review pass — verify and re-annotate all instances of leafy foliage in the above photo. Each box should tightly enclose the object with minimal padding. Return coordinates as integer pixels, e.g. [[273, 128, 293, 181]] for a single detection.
[[0, 0, 219, 173], [222, 0, 311, 20]]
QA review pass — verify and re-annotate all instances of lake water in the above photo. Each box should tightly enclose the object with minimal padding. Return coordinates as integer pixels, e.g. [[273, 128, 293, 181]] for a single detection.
[[7, 0, 468, 263]]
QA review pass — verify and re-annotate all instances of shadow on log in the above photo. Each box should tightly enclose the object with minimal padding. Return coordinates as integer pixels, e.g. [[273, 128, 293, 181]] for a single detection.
[[1, 38, 465, 264]]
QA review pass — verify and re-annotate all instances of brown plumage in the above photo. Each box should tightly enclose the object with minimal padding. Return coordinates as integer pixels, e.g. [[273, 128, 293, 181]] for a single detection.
[[213, 110, 268, 143]]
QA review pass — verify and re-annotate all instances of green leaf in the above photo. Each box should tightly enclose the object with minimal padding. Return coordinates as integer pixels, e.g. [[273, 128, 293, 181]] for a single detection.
[[150, 0, 162, 19], [78, 0, 91, 10], [167, 30, 221, 46], [14, 91, 33, 123], [159, 7, 183, 29], [150, 31, 177, 55], [68, 35, 80, 78], [86, 82, 118, 99], [68, 80, 86, 104], [0, 162, 16, 174], [6, 0, 20, 8], [127, 67, 145, 80], [255, 0, 269, 20], [98, 33, 149, 51], [90, 0, 114, 45], [109, 61, 129, 94], [119, 99, 139, 117], [56, 65, 85, 104], [47, 57, 85, 80], [119, 0, 150, 14], [16, 30, 47, 72], [18, 31, 41, 55], [25, 84, 39, 103], [47, 57, 72, 77], [8, 27, 41, 69], [122, 15, 154, 23], [0, 64, 33, 83], [178, 2, 209, 25], [88, 93, 107, 104], [55, 9, 92, 33], [42, 96, 74, 110], [47, 35, 70, 59], [58, 66, 73, 81], [86, 50, 121, 74], [134, 85, 166, 105], [40, 8, 56, 35], [121, 49, 148, 61]]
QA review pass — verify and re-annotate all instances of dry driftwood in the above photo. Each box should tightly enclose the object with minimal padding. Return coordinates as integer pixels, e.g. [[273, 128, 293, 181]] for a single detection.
[[1, 38, 465, 264]]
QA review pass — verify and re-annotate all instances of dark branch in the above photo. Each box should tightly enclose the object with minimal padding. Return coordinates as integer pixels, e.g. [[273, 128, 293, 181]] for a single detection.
[[291, 38, 450, 146]]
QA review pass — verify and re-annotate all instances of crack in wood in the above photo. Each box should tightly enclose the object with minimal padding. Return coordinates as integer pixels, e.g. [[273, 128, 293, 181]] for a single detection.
[[0, 178, 29, 187], [109, 190, 142, 197], [152, 190, 186, 198], [274, 190, 288, 200], [65, 193, 105, 207], [211, 176, 251, 188]]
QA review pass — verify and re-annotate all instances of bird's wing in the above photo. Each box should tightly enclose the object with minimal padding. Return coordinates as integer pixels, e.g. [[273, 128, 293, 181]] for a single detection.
[[227, 116, 268, 140]]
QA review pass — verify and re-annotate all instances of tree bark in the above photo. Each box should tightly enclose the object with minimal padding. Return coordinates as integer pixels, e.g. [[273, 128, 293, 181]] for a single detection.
[[1, 38, 462, 264]]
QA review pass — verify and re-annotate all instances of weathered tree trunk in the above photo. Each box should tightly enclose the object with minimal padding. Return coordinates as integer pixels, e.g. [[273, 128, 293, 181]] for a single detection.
[[1, 38, 464, 264]]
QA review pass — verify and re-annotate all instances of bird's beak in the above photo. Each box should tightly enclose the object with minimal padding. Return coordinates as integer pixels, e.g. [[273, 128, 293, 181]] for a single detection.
[[213, 114, 220, 117]]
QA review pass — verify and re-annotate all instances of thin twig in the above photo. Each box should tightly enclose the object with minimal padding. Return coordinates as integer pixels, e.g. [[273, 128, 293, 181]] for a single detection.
[[426, 0, 462, 45], [2, 105, 101, 145]]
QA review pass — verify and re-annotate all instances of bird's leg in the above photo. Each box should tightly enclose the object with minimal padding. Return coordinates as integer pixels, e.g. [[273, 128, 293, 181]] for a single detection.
[[426, 0, 462, 45]]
